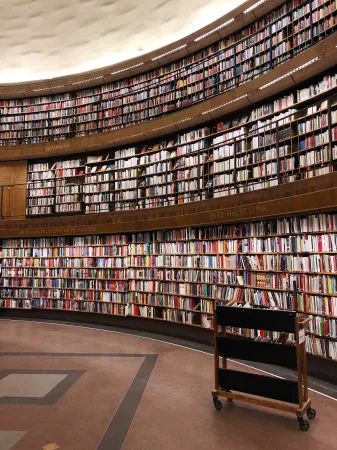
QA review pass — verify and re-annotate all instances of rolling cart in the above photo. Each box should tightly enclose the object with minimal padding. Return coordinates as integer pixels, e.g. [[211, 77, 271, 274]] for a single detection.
[[212, 304, 316, 431]]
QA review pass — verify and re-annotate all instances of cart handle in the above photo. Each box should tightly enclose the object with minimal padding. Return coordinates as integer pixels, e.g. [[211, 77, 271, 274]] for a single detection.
[[226, 299, 237, 307], [298, 317, 312, 325]]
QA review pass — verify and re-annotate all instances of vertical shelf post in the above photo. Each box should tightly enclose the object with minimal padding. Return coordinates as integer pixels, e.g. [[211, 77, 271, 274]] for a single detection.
[[276, 122, 281, 184], [328, 97, 333, 165], [234, 138, 238, 194]]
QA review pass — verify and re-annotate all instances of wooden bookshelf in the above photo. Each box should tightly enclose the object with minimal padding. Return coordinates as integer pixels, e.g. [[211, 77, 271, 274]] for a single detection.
[[0, 0, 284, 98], [22, 68, 337, 217], [0, 35, 335, 163], [0, 212, 336, 361], [26, 158, 85, 216], [0, 0, 337, 148]]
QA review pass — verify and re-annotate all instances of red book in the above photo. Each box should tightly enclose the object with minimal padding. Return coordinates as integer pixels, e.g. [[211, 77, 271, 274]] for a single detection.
[[263, 291, 268, 306], [324, 320, 329, 336], [317, 235, 322, 252]]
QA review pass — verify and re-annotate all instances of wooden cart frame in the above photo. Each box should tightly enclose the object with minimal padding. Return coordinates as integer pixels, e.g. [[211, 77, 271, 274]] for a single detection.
[[212, 303, 316, 431]]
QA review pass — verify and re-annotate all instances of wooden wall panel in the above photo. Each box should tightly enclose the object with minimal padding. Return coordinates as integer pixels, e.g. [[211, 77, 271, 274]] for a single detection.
[[1, 185, 26, 220], [0, 161, 27, 219], [0, 161, 27, 186]]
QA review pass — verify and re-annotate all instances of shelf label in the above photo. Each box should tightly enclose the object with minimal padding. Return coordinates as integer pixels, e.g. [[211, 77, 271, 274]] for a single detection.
[[209, 204, 267, 221], [299, 329, 305, 344]]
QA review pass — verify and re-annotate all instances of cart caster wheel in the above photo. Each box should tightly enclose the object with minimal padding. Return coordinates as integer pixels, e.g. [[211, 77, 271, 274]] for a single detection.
[[298, 419, 310, 431], [213, 399, 223, 411], [307, 408, 316, 420]]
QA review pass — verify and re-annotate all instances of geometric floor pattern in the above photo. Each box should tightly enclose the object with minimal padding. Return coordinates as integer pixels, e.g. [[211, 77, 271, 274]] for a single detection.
[[0, 320, 336, 450], [0, 373, 67, 398], [0, 431, 26, 450], [0, 370, 85, 404], [0, 354, 158, 450]]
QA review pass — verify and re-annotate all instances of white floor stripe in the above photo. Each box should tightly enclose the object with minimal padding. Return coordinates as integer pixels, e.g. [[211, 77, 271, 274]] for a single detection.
[[227, 359, 284, 379], [307, 387, 337, 401], [1, 318, 336, 402]]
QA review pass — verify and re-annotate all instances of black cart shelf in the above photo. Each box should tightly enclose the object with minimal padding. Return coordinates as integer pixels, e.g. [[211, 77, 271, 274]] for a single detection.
[[212, 303, 316, 431]]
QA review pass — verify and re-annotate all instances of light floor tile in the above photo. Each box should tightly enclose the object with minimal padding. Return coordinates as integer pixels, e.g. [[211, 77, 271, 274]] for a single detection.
[[0, 374, 67, 398], [0, 431, 26, 450]]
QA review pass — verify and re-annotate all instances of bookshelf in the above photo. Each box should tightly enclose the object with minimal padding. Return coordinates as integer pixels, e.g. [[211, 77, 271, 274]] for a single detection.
[[0, 235, 130, 314], [54, 159, 85, 214], [26, 162, 55, 216], [27, 159, 85, 216], [25, 69, 337, 216], [1, 0, 337, 146], [1, 212, 336, 362]]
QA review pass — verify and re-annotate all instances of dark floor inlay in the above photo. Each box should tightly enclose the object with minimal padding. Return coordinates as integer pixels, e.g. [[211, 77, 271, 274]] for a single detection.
[[0, 370, 85, 405], [97, 354, 158, 450], [0, 352, 159, 449]]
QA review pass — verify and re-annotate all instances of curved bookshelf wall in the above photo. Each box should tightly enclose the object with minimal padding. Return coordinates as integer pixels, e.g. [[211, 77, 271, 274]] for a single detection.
[[1, 211, 337, 364], [0, 47, 336, 367], [1, 172, 337, 368], [0, 0, 337, 377], [23, 68, 337, 216], [0, 0, 337, 147]]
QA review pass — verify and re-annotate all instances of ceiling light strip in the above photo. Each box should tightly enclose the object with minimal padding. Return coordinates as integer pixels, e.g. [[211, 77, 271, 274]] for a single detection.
[[244, 0, 266, 14], [32, 84, 67, 92], [116, 132, 144, 141], [202, 94, 248, 115], [175, 117, 192, 124], [194, 19, 235, 42], [3, 90, 26, 95], [111, 63, 144, 76], [152, 45, 187, 61], [32, 88, 52, 92], [75, 76, 104, 85], [152, 117, 194, 132], [259, 57, 319, 89], [152, 124, 173, 131]]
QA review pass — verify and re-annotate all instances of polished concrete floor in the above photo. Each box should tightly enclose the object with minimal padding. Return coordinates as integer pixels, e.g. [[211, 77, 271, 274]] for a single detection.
[[0, 319, 336, 450]]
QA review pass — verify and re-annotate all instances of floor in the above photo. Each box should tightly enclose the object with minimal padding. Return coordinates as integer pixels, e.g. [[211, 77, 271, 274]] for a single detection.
[[0, 320, 336, 450]]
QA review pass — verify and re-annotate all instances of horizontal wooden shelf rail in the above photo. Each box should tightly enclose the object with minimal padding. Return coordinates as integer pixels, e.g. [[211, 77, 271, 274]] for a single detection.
[[1, 171, 337, 238], [1, 33, 337, 161]]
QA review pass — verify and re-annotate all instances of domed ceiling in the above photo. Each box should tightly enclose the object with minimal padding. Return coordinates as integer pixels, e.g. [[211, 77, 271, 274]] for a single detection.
[[0, 0, 246, 83]]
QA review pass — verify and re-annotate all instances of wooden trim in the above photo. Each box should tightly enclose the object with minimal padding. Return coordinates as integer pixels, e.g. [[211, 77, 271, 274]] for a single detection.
[[214, 313, 220, 390], [215, 390, 310, 414], [1, 33, 337, 162], [1, 172, 337, 238], [0, 0, 284, 97], [295, 316, 304, 409]]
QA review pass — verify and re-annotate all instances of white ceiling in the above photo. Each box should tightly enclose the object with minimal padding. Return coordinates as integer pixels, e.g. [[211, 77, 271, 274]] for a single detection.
[[0, 0, 246, 83]]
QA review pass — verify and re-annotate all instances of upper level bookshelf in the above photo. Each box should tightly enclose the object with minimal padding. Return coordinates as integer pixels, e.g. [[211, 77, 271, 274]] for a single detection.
[[26, 68, 337, 216], [1, 0, 337, 147]]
